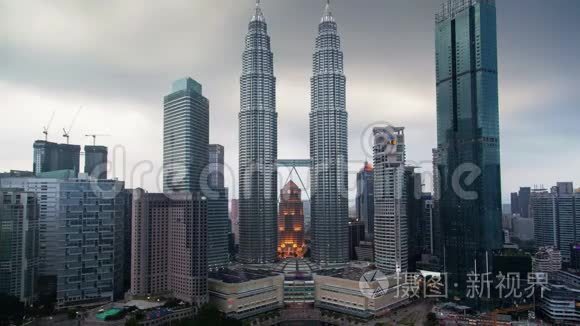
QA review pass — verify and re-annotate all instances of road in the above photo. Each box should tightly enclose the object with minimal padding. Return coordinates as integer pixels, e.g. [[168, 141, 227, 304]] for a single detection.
[[371, 300, 433, 326]]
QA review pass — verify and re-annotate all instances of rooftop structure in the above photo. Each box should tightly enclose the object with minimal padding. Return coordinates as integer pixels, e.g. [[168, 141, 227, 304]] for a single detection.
[[435, 0, 496, 23], [208, 268, 284, 319]]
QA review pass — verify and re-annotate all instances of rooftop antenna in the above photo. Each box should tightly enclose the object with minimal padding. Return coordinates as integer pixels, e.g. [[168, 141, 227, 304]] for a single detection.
[[42, 111, 56, 141]]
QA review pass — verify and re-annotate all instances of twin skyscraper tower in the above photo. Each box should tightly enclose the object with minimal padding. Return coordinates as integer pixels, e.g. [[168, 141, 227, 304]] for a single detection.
[[238, 0, 349, 265]]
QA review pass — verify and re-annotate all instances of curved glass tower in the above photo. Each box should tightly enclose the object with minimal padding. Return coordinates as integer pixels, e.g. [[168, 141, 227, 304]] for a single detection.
[[309, 1, 349, 265], [238, 1, 278, 264]]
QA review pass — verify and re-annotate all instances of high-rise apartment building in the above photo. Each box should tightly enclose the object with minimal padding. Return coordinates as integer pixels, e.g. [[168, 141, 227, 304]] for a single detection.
[[238, 2, 278, 264], [0, 176, 126, 307], [277, 181, 305, 258], [0, 189, 39, 304], [373, 126, 407, 274], [532, 247, 562, 273], [207, 144, 229, 270], [131, 189, 208, 307], [531, 189, 557, 248], [557, 182, 574, 195], [435, 0, 503, 289], [163, 77, 209, 193], [309, 1, 349, 265], [84, 145, 108, 179], [356, 162, 374, 239], [531, 184, 580, 263]]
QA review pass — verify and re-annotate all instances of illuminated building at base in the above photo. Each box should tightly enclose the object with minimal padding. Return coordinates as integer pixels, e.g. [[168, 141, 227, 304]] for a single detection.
[[278, 181, 306, 258]]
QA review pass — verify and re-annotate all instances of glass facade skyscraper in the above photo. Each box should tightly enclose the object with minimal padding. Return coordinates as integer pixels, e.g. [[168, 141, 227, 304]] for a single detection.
[[356, 163, 374, 239], [207, 144, 230, 270], [238, 2, 278, 264], [309, 1, 349, 265], [163, 77, 209, 193], [0, 189, 39, 305], [0, 176, 126, 307], [435, 0, 503, 290]]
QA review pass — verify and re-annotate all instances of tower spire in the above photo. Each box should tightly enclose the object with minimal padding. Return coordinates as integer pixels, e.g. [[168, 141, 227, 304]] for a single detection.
[[251, 0, 264, 22], [322, 0, 334, 23]]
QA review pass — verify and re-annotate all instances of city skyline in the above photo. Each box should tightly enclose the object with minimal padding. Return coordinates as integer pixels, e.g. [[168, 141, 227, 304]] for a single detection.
[[2, 1, 580, 324], [1, 0, 579, 202]]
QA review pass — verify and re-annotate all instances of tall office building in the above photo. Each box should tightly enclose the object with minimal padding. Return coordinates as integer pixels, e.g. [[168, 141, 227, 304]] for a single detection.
[[0, 189, 39, 304], [131, 189, 208, 307], [510, 192, 520, 215], [238, 1, 278, 264], [309, 1, 349, 265], [84, 145, 108, 179], [519, 187, 531, 218], [207, 144, 230, 270], [33, 141, 80, 175], [356, 162, 375, 239], [422, 193, 435, 255], [303, 200, 311, 233], [121, 189, 133, 293], [208, 144, 225, 189], [0, 176, 126, 307], [230, 199, 239, 245], [277, 181, 306, 259], [348, 219, 366, 261], [373, 126, 407, 274], [431, 148, 443, 259], [435, 0, 503, 290], [406, 167, 424, 272], [163, 77, 209, 193]]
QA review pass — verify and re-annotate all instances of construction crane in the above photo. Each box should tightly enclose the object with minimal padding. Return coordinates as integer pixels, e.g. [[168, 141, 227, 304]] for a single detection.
[[62, 128, 70, 144], [85, 134, 110, 146], [42, 111, 56, 141], [61, 106, 83, 145]]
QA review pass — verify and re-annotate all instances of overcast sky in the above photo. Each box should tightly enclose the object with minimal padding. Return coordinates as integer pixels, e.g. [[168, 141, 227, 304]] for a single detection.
[[1, 0, 579, 203]]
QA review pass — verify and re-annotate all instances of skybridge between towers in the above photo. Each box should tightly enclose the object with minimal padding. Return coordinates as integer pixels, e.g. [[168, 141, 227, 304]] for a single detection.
[[277, 159, 311, 200]]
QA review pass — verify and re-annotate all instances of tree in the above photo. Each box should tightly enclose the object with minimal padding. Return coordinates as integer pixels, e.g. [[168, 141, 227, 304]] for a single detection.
[[125, 318, 139, 326], [0, 294, 26, 325], [424, 312, 439, 326], [190, 304, 242, 326]]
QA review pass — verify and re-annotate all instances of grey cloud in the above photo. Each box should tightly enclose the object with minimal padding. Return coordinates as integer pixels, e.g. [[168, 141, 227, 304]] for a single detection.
[[1, 0, 579, 200]]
